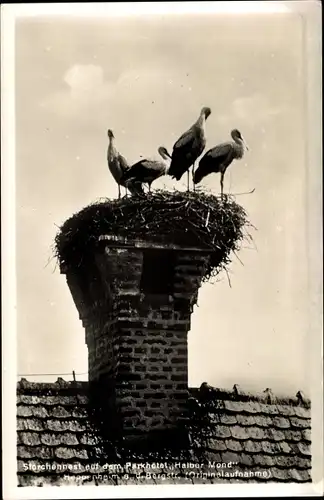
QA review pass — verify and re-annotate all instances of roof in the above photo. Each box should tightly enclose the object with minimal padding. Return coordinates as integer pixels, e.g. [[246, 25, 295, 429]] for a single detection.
[[17, 378, 311, 486]]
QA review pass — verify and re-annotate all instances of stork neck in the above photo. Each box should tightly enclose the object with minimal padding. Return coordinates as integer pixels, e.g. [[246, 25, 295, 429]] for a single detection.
[[233, 139, 244, 158], [108, 138, 117, 160], [197, 113, 206, 127], [196, 114, 207, 135]]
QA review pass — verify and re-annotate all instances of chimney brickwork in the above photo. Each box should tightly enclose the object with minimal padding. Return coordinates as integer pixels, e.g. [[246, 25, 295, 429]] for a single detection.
[[62, 236, 210, 441]]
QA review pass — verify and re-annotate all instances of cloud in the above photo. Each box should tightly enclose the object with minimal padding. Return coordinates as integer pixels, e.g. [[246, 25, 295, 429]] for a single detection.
[[218, 93, 283, 129], [63, 64, 105, 97], [40, 64, 114, 116], [39, 62, 203, 140]]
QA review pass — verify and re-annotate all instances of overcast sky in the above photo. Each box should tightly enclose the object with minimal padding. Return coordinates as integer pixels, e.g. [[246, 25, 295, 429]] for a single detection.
[[15, 9, 311, 396]]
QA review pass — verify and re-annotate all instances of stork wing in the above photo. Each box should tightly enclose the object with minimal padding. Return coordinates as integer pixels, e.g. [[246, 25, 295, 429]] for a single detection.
[[118, 154, 130, 173], [123, 159, 164, 183], [204, 142, 232, 160], [173, 128, 195, 151]]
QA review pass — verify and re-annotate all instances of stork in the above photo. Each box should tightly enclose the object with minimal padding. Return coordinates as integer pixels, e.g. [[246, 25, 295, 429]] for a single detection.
[[122, 147, 172, 194], [193, 129, 248, 198], [168, 107, 211, 190], [106, 129, 143, 198]]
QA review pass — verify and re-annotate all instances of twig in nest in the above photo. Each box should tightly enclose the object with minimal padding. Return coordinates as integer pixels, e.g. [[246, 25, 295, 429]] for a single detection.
[[233, 250, 244, 266], [224, 268, 232, 288], [205, 209, 210, 228], [231, 188, 256, 196]]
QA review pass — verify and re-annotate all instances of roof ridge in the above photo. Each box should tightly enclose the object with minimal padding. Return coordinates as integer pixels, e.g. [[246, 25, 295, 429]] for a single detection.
[[17, 378, 88, 393], [16, 379, 311, 407], [190, 383, 311, 407]]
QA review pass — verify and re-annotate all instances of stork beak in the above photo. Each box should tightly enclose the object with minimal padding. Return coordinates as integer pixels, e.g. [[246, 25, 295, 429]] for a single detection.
[[242, 138, 249, 151]]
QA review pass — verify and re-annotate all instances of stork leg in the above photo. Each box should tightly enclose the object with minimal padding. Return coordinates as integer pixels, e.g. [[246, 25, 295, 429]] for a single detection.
[[187, 169, 190, 192], [118, 184, 121, 199], [220, 171, 225, 199], [125, 187, 128, 198], [192, 162, 196, 192]]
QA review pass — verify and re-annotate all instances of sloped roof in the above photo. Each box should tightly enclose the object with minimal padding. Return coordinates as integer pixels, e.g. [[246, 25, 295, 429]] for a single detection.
[[16, 379, 311, 486]]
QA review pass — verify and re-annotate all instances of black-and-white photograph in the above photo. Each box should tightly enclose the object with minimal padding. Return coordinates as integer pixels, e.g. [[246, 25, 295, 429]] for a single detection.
[[2, 1, 323, 497]]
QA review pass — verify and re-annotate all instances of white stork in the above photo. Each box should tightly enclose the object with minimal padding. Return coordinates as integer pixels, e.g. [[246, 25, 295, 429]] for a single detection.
[[107, 129, 144, 198], [193, 129, 248, 197], [122, 147, 172, 193], [168, 107, 211, 190]]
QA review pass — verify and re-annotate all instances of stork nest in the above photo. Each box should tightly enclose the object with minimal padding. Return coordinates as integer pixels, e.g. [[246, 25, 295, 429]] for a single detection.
[[54, 190, 253, 282]]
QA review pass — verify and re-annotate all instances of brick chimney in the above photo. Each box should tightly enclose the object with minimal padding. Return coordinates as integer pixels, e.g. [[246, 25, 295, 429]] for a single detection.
[[62, 235, 211, 444]]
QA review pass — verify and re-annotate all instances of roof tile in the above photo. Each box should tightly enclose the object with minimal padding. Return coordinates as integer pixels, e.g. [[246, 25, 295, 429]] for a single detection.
[[207, 438, 227, 451], [46, 419, 65, 432], [60, 433, 79, 446], [204, 451, 222, 463], [46, 419, 87, 432], [35, 446, 55, 459], [276, 405, 297, 417], [79, 433, 101, 446], [72, 407, 89, 419], [287, 442, 301, 455], [213, 425, 231, 439], [57, 395, 79, 406], [278, 441, 292, 454], [219, 414, 237, 425], [230, 425, 249, 440], [40, 432, 62, 446], [272, 416, 290, 429], [301, 428, 311, 442], [290, 417, 310, 429], [18, 395, 42, 405], [221, 451, 241, 464], [297, 442, 311, 457], [266, 428, 285, 441], [294, 406, 311, 419], [258, 403, 279, 415], [239, 453, 254, 467], [51, 406, 73, 418], [17, 445, 36, 459], [274, 455, 308, 469], [289, 468, 311, 482], [261, 441, 281, 454], [40, 396, 61, 405], [236, 414, 256, 426], [20, 432, 41, 446], [242, 401, 261, 414], [243, 440, 262, 453], [253, 454, 275, 467], [19, 418, 44, 432], [223, 401, 244, 413], [76, 395, 88, 405], [284, 429, 302, 442], [74, 448, 89, 460], [17, 405, 33, 417], [31, 406, 49, 418], [225, 439, 243, 452], [271, 467, 290, 481], [18, 445, 55, 460], [17, 419, 25, 431], [54, 447, 75, 459], [246, 426, 267, 440], [253, 415, 272, 427]]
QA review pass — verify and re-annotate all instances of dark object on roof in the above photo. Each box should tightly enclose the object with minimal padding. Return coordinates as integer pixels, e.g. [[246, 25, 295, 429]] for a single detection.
[[17, 379, 311, 486]]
